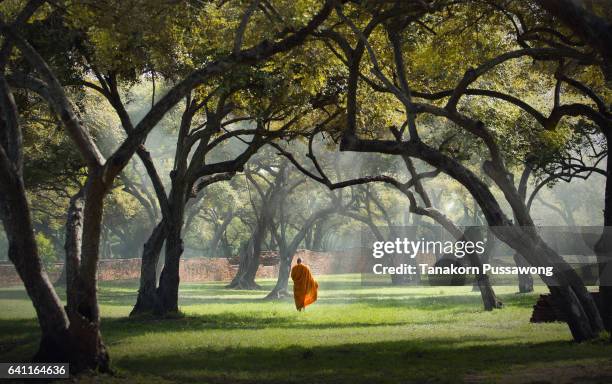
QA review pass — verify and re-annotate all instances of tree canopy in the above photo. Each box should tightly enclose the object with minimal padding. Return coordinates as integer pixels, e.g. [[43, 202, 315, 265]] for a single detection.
[[0, 0, 610, 372]]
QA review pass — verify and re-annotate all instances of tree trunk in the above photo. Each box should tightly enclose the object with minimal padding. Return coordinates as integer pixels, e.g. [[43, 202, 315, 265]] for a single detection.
[[228, 166, 288, 290], [209, 209, 233, 256], [265, 249, 292, 299], [467, 253, 502, 310], [506, 228, 603, 341], [463, 227, 502, 310], [154, 224, 183, 315], [304, 227, 313, 250], [340, 134, 603, 340], [265, 208, 335, 299], [227, 222, 265, 289], [472, 227, 494, 292], [0, 174, 71, 363], [154, 191, 186, 315], [595, 135, 612, 332], [415, 207, 502, 310], [65, 177, 110, 372], [483, 160, 602, 335], [65, 190, 84, 310], [312, 221, 326, 251], [550, 284, 600, 342], [131, 219, 167, 316], [2, 63, 109, 369], [514, 253, 534, 293]]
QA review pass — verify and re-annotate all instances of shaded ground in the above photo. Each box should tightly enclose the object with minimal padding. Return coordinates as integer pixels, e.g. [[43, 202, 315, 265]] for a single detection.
[[0, 274, 610, 383]]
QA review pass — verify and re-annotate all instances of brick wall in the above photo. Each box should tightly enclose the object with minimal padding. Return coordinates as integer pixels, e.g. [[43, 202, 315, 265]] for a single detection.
[[0, 249, 367, 287]]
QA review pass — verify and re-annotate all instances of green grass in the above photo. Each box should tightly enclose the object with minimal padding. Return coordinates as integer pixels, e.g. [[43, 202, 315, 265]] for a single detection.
[[0, 275, 610, 383]]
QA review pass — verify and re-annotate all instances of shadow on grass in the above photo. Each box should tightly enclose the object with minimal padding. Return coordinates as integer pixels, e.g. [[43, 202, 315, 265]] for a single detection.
[[3, 321, 609, 384], [111, 339, 611, 384], [97, 278, 543, 310], [1, 283, 541, 314], [0, 307, 480, 360], [0, 288, 43, 301], [167, 292, 539, 312], [0, 285, 604, 384], [98, 314, 462, 341], [0, 318, 40, 361], [86, 294, 539, 315]]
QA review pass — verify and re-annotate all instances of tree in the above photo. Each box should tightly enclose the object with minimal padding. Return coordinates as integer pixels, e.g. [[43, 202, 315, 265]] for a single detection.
[[320, 0, 606, 341], [1, 0, 334, 369], [237, 154, 341, 298], [228, 159, 290, 289], [274, 130, 503, 309]]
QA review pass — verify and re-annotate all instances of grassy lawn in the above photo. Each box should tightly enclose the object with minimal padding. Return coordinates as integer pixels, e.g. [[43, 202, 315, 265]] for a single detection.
[[0, 274, 610, 383]]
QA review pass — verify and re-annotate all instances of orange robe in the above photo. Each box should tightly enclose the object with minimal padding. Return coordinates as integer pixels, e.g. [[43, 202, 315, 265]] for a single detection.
[[291, 264, 318, 310]]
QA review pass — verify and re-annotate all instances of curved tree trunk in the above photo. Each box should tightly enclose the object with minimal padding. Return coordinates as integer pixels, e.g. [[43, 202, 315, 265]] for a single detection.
[[265, 208, 335, 299], [341, 133, 603, 341], [229, 164, 292, 290], [596, 227, 612, 333], [469, 257, 501, 310], [1, 120, 108, 371], [0, 172, 71, 363], [131, 219, 167, 316], [484, 159, 604, 338], [227, 222, 265, 289], [595, 135, 612, 332], [265, 249, 292, 299], [472, 227, 493, 292], [400, 155, 500, 305], [460, 233, 502, 310], [0, 61, 75, 363], [502, 227, 603, 341], [409, 203, 502, 310], [463, 227, 502, 311]]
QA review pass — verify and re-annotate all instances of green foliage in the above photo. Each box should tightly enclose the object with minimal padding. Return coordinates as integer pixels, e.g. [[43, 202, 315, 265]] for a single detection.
[[35, 232, 56, 268], [0, 0, 607, 272]]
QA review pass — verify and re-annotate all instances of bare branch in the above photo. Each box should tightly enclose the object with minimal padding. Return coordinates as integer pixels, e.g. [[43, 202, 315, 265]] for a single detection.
[[234, 0, 261, 54]]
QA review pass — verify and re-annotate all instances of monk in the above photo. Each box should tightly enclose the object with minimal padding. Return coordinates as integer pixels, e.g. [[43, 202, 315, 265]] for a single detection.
[[291, 258, 318, 311]]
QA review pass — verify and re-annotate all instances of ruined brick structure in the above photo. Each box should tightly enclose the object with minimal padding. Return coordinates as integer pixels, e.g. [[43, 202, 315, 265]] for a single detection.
[[0, 249, 367, 287]]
